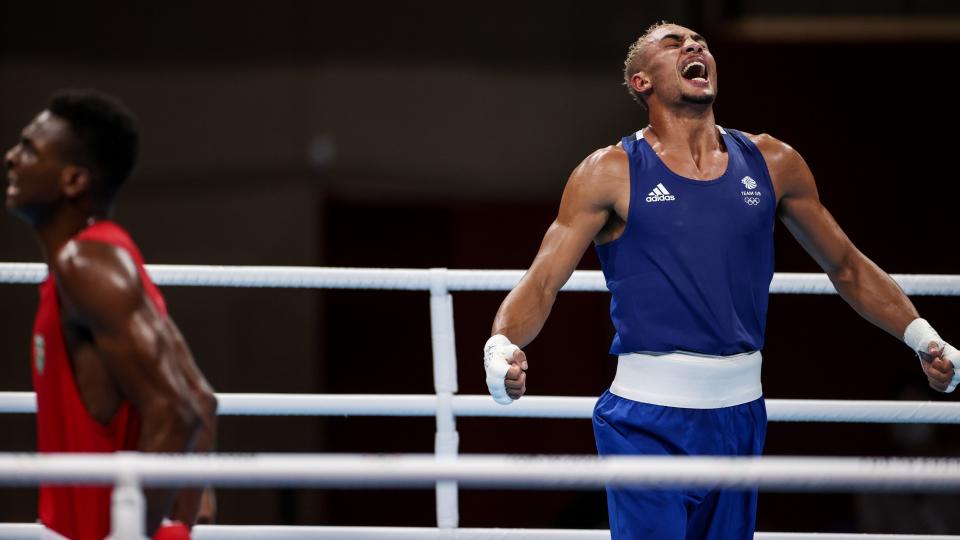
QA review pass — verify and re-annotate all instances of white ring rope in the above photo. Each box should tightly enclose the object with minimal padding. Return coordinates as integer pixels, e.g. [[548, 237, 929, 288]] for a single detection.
[[0, 453, 959, 491], [187, 528, 960, 540], [0, 524, 955, 540], [1, 263, 959, 295], [1, 393, 959, 423], [197, 528, 960, 540]]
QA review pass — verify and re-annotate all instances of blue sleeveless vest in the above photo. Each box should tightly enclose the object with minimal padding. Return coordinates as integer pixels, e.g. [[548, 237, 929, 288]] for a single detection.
[[595, 127, 776, 356]]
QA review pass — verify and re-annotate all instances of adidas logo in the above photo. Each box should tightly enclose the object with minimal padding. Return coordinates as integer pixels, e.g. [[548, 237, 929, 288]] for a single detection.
[[645, 183, 675, 203]]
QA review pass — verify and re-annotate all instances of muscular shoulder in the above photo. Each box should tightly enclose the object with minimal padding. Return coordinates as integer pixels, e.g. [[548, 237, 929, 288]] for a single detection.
[[738, 131, 806, 176], [740, 131, 814, 199], [52, 240, 144, 325], [564, 145, 629, 207], [578, 144, 629, 176]]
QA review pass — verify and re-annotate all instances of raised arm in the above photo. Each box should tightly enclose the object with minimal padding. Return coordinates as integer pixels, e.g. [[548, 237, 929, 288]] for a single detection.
[[53, 240, 217, 534], [485, 146, 627, 402], [756, 134, 957, 392], [493, 146, 627, 344]]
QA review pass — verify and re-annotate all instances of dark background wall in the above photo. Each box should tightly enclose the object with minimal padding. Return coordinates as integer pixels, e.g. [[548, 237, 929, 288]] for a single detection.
[[1, 0, 959, 534]]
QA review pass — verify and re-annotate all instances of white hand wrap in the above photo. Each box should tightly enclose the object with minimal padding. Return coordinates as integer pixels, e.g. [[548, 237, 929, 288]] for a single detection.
[[484, 334, 519, 405], [903, 318, 960, 393]]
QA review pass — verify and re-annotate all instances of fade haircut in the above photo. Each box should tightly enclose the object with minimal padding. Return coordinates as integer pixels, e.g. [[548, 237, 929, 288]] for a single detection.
[[47, 89, 139, 207], [623, 21, 674, 110]]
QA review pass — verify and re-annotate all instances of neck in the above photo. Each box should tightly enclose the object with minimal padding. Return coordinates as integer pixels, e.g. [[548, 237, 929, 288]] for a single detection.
[[645, 103, 719, 155], [33, 206, 104, 264]]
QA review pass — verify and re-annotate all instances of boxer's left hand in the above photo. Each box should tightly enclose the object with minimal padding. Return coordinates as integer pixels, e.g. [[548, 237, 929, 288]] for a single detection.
[[484, 334, 522, 404], [503, 348, 528, 400]]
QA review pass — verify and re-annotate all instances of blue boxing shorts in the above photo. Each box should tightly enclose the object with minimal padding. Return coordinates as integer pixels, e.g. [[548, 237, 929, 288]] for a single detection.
[[593, 351, 768, 540]]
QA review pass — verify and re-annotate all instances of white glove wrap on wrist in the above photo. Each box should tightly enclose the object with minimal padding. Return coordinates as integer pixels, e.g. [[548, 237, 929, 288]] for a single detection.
[[484, 334, 518, 405], [903, 318, 960, 393]]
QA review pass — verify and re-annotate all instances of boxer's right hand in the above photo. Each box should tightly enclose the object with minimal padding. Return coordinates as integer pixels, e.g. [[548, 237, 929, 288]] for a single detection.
[[904, 318, 960, 393], [920, 342, 960, 393], [484, 334, 528, 404]]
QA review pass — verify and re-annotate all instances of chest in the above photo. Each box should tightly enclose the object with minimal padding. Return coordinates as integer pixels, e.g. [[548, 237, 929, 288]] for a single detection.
[[654, 149, 729, 181], [629, 171, 775, 244]]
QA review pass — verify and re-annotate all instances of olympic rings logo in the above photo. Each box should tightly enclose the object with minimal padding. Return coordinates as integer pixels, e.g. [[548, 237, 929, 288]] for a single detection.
[[744, 197, 760, 206]]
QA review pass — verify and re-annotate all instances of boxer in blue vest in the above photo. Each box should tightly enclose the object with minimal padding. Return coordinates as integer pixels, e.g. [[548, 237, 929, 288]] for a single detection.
[[482, 22, 958, 540]]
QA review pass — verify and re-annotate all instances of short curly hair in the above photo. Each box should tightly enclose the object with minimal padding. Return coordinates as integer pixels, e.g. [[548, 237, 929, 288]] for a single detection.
[[623, 21, 674, 109], [48, 89, 139, 208]]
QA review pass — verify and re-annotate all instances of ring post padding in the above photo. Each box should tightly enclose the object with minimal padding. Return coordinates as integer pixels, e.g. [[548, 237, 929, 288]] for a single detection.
[[429, 269, 458, 396], [105, 454, 146, 540], [429, 268, 459, 528]]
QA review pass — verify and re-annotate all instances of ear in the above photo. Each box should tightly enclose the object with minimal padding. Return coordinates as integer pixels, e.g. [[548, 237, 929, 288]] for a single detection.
[[60, 165, 93, 199], [631, 71, 652, 97]]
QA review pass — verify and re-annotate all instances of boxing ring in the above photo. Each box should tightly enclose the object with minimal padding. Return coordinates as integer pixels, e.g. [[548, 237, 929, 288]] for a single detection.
[[1, 264, 959, 539]]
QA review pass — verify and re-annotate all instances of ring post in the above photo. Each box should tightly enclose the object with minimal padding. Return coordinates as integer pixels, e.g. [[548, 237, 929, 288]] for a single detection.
[[429, 268, 459, 529], [107, 453, 147, 540]]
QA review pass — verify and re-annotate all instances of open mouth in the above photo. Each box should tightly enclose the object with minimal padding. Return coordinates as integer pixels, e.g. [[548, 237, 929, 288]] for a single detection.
[[680, 60, 709, 84]]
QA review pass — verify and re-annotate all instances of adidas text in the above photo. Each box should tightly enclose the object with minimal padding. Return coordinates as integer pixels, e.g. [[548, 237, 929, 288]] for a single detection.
[[645, 183, 675, 203]]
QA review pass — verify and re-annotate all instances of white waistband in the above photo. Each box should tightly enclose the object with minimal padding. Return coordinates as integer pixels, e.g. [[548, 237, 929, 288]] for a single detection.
[[610, 350, 762, 409]]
